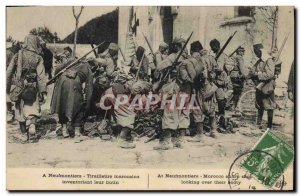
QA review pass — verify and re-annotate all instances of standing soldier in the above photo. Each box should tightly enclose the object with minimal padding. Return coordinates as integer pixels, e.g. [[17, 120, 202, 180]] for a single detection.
[[128, 46, 149, 81], [155, 42, 169, 66], [41, 42, 54, 80], [151, 42, 169, 82], [209, 39, 231, 133], [229, 46, 247, 112], [51, 54, 94, 143], [250, 44, 277, 131], [153, 37, 190, 150], [187, 41, 218, 141], [6, 34, 47, 143]]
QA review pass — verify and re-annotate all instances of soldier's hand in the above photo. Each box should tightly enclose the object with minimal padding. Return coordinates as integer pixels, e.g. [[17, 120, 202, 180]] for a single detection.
[[39, 92, 47, 104], [87, 57, 95, 62]]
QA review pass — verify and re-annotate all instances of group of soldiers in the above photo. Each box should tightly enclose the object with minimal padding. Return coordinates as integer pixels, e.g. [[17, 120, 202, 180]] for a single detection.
[[6, 32, 280, 150]]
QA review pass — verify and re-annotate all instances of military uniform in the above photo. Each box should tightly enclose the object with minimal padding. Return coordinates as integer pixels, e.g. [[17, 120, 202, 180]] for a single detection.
[[101, 83, 140, 149], [129, 55, 149, 80], [214, 53, 231, 131], [188, 41, 217, 141], [154, 37, 192, 150], [159, 54, 191, 132], [6, 35, 47, 143], [51, 59, 94, 142], [252, 56, 276, 129], [229, 48, 247, 110], [94, 52, 117, 78]]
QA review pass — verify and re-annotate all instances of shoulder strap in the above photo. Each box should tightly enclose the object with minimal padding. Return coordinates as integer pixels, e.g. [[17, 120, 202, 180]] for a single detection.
[[16, 49, 24, 80]]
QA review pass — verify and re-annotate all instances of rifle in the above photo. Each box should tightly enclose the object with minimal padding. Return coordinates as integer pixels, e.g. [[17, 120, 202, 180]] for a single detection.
[[90, 43, 99, 58], [276, 32, 290, 62], [256, 33, 290, 91], [229, 42, 246, 57], [142, 32, 154, 57], [153, 32, 193, 91], [161, 32, 193, 81], [118, 47, 125, 61], [47, 41, 105, 86], [135, 52, 145, 81], [215, 30, 237, 60]]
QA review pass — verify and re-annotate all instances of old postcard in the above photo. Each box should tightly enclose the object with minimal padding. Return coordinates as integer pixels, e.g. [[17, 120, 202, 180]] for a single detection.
[[6, 6, 295, 191]]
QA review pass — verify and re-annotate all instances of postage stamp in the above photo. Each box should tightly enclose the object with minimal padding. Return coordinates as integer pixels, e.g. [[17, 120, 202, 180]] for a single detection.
[[240, 131, 294, 187]]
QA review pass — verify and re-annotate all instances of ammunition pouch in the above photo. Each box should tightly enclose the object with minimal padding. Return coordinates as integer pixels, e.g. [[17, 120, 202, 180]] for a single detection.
[[21, 83, 37, 104], [10, 69, 38, 102]]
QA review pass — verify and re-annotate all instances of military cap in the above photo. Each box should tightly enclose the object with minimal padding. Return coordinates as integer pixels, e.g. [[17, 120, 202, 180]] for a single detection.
[[210, 39, 220, 48], [269, 47, 279, 57], [190, 41, 203, 52], [159, 42, 169, 49], [108, 42, 118, 51], [64, 46, 72, 54], [236, 46, 245, 52], [172, 37, 186, 45], [253, 43, 263, 50]]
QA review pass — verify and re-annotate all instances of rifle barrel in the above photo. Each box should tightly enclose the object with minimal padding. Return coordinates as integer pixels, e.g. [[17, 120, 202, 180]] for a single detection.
[[47, 41, 105, 86], [118, 47, 125, 61], [142, 32, 154, 56], [229, 42, 246, 57], [276, 33, 290, 62], [216, 30, 237, 60], [135, 52, 146, 81]]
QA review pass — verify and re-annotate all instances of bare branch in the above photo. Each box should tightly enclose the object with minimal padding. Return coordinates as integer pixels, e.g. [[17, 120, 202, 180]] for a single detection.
[[77, 6, 84, 19], [72, 6, 84, 20], [72, 6, 76, 19]]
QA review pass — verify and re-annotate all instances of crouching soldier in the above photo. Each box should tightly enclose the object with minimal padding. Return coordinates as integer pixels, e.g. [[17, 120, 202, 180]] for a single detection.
[[99, 83, 139, 149], [6, 34, 47, 143]]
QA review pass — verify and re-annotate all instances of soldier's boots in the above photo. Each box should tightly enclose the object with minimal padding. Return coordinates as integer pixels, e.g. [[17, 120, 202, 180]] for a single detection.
[[74, 127, 88, 143], [28, 124, 38, 143], [172, 129, 185, 148], [209, 129, 217, 138], [62, 124, 70, 138], [187, 122, 203, 142], [153, 129, 172, 150], [209, 116, 217, 138], [19, 122, 28, 143], [118, 127, 136, 149], [7, 102, 15, 123], [257, 109, 264, 130], [63, 122, 73, 138]]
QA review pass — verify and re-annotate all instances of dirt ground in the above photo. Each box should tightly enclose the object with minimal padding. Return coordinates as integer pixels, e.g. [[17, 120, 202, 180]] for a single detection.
[[6, 85, 294, 169]]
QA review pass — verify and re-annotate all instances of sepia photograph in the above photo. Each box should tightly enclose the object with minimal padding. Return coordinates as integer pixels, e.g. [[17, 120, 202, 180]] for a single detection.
[[5, 5, 295, 191]]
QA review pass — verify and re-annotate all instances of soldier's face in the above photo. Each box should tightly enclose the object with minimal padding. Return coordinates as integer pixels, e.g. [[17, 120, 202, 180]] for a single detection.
[[254, 48, 262, 58], [163, 48, 169, 55], [211, 45, 219, 54], [64, 50, 71, 57], [237, 50, 245, 56]]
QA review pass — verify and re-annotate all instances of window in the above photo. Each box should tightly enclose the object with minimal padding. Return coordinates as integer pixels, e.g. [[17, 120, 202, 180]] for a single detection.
[[234, 6, 253, 17]]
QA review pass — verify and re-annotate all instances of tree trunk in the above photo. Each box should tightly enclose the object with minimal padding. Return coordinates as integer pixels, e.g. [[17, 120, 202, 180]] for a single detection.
[[73, 20, 79, 56]]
